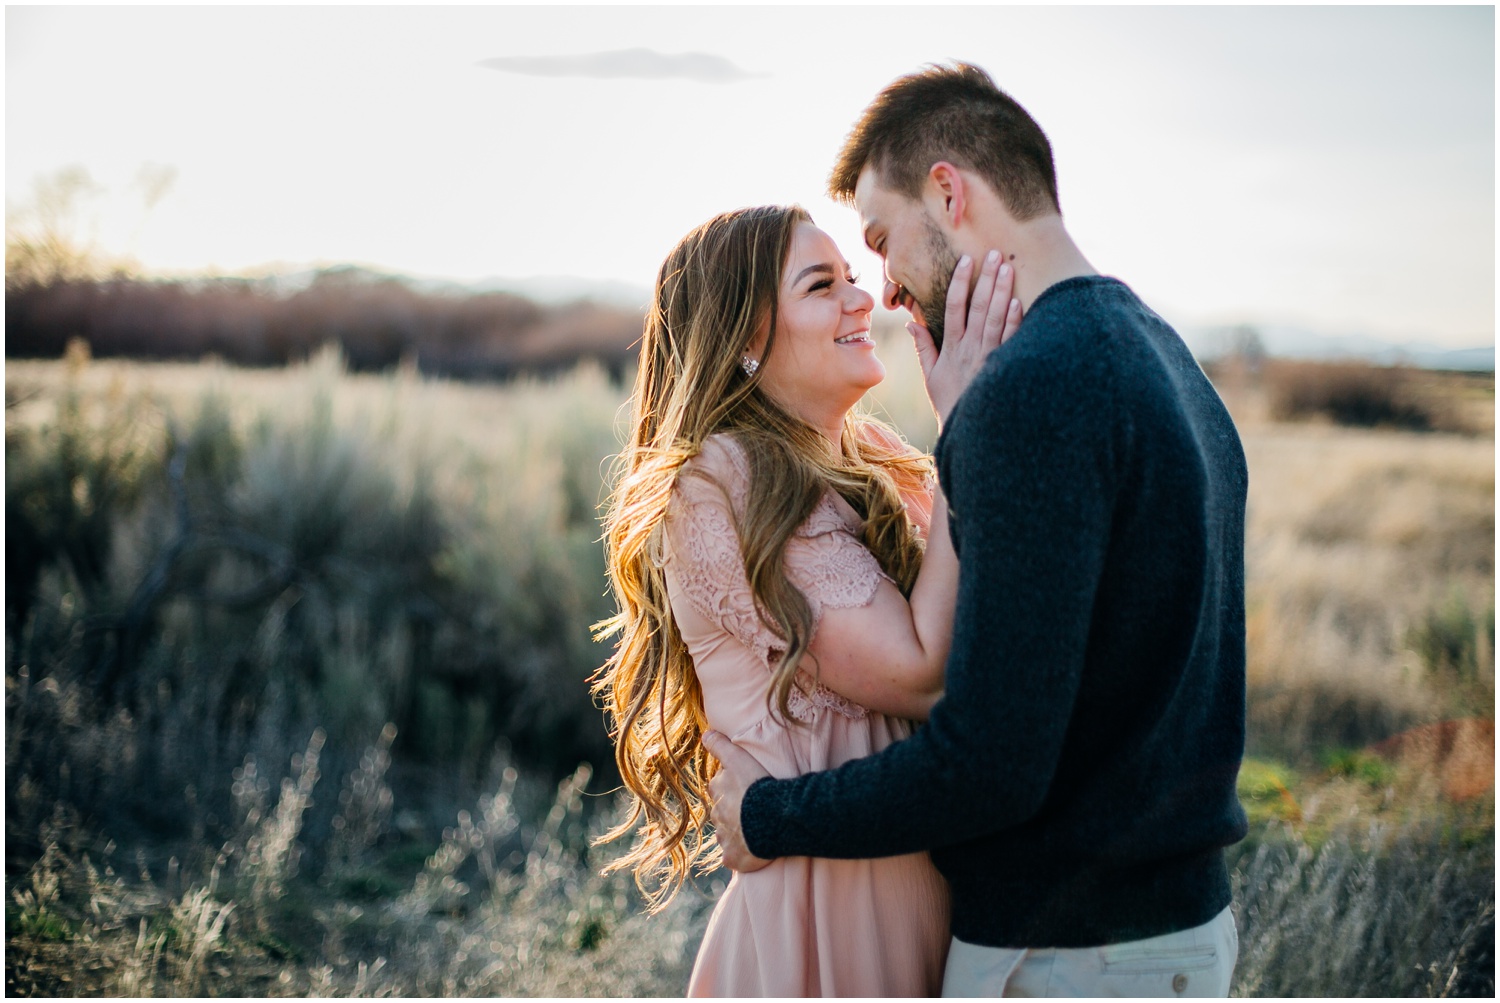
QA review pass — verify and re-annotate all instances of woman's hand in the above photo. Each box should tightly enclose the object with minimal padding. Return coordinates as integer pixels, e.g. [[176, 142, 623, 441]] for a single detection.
[[909, 249, 1022, 426]]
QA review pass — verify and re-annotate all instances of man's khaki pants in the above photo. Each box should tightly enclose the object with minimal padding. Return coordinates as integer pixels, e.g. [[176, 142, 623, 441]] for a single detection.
[[942, 906, 1237, 997]]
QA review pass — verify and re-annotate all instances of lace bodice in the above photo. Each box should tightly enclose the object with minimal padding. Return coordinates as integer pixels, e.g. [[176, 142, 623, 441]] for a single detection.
[[663, 436, 902, 723]]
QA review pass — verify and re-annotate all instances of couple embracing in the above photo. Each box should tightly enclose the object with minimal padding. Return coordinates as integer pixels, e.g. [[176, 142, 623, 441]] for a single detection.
[[595, 63, 1248, 998]]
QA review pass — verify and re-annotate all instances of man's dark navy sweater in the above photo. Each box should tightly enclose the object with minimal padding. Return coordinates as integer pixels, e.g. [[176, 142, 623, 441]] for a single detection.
[[741, 275, 1249, 948]]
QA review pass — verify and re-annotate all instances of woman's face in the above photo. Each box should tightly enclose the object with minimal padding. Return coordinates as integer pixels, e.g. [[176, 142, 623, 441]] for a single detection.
[[750, 223, 882, 426]]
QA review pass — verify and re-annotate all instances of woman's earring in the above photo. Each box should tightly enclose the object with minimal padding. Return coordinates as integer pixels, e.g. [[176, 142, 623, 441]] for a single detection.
[[740, 356, 759, 377]]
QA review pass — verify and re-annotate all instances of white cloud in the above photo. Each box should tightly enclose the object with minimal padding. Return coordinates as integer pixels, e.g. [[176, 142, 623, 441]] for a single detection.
[[477, 48, 765, 84]]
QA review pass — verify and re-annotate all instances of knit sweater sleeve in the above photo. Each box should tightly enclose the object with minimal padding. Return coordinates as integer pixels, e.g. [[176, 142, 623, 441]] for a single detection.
[[740, 342, 1124, 859]]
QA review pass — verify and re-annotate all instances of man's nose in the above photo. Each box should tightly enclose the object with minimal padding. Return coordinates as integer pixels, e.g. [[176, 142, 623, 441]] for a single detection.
[[882, 278, 904, 312]]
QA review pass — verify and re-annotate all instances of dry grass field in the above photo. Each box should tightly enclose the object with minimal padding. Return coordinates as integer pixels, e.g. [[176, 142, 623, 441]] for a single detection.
[[5, 340, 1494, 996]]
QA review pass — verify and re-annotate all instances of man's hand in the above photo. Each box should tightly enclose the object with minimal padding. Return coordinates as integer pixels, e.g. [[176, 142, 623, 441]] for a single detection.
[[912, 249, 1022, 425], [702, 731, 775, 873]]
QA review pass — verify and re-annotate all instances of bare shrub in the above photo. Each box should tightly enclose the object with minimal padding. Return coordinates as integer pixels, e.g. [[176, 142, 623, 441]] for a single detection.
[[1409, 589, 1497, 684], [164, 886, 236, 996], [235, 730, 324, 912], [1229, 821, 1494, 997], [5, 338, 158, 641], [1264, 359, 1462, 432], [327, 723, 398, 880]]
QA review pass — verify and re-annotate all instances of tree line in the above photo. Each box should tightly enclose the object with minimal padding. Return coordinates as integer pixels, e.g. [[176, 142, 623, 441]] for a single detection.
[[5, 267, 643, 382]]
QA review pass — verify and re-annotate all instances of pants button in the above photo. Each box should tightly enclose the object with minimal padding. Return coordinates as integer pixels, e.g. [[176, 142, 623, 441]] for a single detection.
[[1172, 973, 1189, 993]]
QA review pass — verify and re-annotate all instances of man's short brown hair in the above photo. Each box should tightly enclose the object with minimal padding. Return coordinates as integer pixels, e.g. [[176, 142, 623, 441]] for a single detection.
[[829, 62, 1060, 220]]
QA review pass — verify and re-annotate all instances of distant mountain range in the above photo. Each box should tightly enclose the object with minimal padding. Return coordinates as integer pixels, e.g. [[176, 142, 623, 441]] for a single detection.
[[1180, 322, 1494, 372], [224, 267, 653, 310], [468, 275, 653, 310]]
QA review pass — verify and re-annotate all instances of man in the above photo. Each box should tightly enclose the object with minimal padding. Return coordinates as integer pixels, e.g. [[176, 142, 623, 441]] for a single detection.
[[703, 62, 1249, 997]]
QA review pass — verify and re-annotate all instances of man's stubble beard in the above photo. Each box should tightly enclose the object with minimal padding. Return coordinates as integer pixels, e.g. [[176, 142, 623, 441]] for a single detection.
[[916, 215, 960, 352]]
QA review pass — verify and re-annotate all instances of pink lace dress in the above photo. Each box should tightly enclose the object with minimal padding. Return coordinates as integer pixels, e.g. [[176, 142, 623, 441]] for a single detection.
[[663, 435, 950, 998]]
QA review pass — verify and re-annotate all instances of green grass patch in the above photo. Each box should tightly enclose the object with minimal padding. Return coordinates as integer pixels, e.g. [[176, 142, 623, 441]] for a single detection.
[[6, 901, 76, 942], [1238, 757, 1303, 825], [1320, 747, 1397, 787]]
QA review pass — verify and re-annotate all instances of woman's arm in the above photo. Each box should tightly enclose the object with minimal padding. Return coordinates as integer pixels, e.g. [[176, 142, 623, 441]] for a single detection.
[[798, 490, 956, 720], [802, 252, 1020, 720]]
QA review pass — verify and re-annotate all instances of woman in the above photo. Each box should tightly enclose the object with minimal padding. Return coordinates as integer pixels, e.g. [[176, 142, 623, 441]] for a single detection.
[[593, 205, 1017, 996]]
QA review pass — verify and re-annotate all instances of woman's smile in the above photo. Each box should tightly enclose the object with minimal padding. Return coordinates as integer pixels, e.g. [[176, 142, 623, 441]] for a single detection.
[[745, 222, 884, 444]]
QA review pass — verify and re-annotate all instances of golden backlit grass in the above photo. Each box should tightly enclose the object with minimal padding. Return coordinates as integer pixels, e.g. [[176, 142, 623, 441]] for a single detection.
[[1238, 421, 1493, 760]]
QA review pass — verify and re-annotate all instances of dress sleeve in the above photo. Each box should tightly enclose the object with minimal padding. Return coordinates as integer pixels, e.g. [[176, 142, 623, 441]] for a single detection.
[[780, 499, 893, 722], [784, 497, 893, 630], [663, 437, 783, 667]]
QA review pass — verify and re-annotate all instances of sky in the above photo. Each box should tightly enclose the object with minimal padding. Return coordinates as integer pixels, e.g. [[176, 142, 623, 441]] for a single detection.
[[5, 5, 1495, 349]]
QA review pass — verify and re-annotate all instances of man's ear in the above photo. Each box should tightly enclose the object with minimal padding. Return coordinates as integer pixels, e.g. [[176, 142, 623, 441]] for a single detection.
[[926, 161, 967, 229]]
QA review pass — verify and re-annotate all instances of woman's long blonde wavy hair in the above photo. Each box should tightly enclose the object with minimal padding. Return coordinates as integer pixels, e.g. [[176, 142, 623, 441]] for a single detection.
[[592, 205, 933, 910]]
